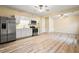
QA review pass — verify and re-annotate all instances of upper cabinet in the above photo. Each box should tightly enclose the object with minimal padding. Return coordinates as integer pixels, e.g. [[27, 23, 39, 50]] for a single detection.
[[15, 16, 40, 29], [15, 16, 30, 29]]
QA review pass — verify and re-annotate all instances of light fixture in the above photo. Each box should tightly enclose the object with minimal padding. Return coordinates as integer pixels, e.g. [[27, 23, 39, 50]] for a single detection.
[[34, 5, 49, 12]]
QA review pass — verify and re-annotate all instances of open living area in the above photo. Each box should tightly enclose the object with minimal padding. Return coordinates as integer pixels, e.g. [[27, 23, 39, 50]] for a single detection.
[[0, 5, 79, 53]]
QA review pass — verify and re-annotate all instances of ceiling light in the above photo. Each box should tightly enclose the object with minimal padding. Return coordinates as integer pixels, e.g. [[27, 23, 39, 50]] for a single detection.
[[34, 5, 49, 12]]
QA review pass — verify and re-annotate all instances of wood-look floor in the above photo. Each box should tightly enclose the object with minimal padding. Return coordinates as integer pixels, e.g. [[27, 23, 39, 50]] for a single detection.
[[0, 33, 79, 53]]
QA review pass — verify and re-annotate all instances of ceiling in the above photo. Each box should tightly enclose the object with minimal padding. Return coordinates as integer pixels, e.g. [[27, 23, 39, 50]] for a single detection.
[[2, 5, 79, 16]]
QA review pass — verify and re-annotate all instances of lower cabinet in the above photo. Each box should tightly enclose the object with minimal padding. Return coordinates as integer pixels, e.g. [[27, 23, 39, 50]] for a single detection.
[[16, 28, 32, 39], [16, 29, 22, 38]]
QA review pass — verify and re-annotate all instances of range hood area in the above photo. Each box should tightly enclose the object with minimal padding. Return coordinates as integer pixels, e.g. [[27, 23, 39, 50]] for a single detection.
[[0, 16, 16, 43]]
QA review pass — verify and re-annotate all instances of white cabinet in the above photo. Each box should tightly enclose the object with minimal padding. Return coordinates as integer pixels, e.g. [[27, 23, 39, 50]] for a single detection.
[[16, 28, 32, 39], [26, 28, 32, 36], [16, 29, 22, 38], [22, 29, 27, 37]]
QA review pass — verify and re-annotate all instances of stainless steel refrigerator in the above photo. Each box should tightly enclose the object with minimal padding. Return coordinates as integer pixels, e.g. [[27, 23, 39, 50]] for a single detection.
[[0, 16, 16, 43]]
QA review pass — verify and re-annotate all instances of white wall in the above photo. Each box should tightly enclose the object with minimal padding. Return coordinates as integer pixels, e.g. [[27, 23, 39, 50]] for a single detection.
[[39, 17, 45, 33], [49, 16, 54, 32], [52, 13, 79, 34]]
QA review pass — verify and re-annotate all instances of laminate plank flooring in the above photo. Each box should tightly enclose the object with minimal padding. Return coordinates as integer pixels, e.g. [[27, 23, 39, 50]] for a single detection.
[[0, 33, 79, 53]]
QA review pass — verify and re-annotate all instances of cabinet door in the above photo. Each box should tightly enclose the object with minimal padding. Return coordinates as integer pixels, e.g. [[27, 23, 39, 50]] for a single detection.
[[22, 29, 27, 37], [22, 28, 32, 37], [16, 29, 22, 38], [26, 28, 32, 36], [15, 16, 20, 24]]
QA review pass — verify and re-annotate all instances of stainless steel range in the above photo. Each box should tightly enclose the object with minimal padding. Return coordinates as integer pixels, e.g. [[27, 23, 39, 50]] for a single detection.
[[0, 16, 16, 43]]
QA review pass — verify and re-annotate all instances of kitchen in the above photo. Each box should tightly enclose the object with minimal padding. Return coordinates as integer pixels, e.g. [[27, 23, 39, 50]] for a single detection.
[[16, 16, 39, 39], [0, 5, 79, 53], [0, 15, 39, 43]]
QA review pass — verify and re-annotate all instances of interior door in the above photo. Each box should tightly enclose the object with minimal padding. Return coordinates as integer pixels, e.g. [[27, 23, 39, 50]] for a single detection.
[[45, 17, 49, 32]]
